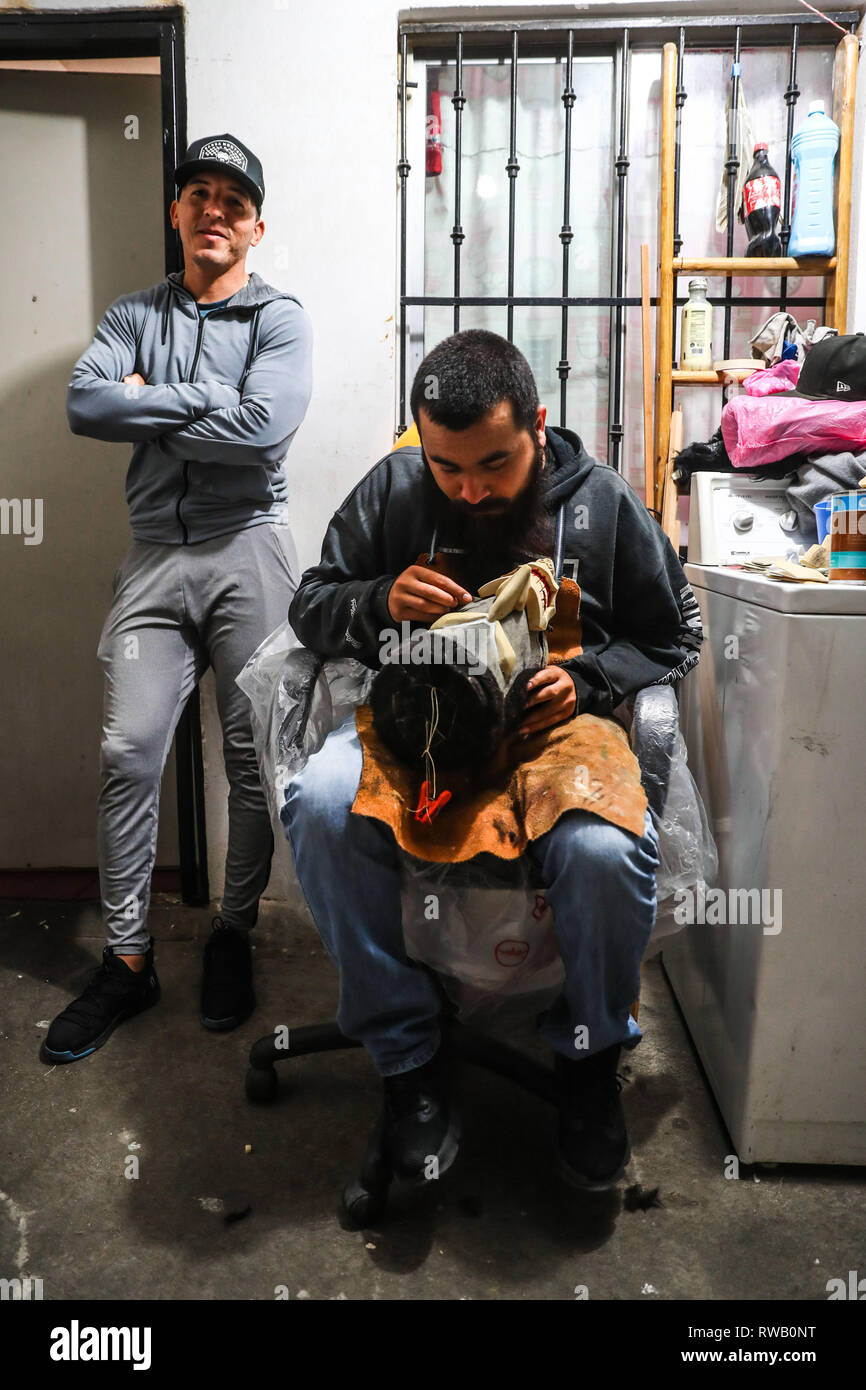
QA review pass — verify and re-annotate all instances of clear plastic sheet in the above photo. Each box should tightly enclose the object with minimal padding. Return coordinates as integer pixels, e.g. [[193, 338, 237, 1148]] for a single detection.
[[236, 619, 373, 838], [237, 622, 717, 1012], [646, 728, 718, 957]]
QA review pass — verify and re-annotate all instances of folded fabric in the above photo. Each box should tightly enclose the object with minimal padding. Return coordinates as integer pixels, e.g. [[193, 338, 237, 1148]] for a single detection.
[[785, 448, 866, 545], [722, 395, 866, 470], [673, 426, 801, 491], [743, 360, 800, 396]]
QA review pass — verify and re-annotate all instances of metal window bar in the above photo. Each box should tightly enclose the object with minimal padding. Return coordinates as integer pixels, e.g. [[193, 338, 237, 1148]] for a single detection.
[[506, 30, 520, 342], [673, 27, 687, 259], [670, 26, 687, 365], [723, 25, 742, 364], [397, 30, 410, 434], [779, 23, 801, 312], [451, 32, 466, 333], [401, 15, 856, 40], [609, 29, 631, 470], [558, 30, 576, 426], [398, 12, 857, 466]]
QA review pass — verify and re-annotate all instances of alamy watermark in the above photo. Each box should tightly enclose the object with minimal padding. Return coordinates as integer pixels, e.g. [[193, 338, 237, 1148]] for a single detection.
[[1, 1276, 43, 1300], [673, 883, 782, 935], [826, 1269, 866, 1299], [49, 1321, 151, 1370], [378, 620, 491, 677], [0, 498, 43, 545]]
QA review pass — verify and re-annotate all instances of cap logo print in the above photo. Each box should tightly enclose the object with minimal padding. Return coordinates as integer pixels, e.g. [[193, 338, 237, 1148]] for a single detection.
[[199, 139, 248, 172], [836, 380, 851, 392]]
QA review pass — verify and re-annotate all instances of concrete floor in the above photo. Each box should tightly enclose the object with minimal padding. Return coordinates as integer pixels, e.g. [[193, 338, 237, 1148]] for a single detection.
[[1, 895, 864, 1302]]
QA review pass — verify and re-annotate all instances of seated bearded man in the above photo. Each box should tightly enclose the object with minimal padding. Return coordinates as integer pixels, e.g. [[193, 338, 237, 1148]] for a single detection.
[[282, 329, 702, 1190]]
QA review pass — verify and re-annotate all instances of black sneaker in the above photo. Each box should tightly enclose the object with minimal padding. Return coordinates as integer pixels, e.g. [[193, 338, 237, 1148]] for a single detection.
[[556, 1043, 631, 1190], [41, 941, 160, 1064], [382, 1050, 460, 1182], [200, 917, 255, 1031]]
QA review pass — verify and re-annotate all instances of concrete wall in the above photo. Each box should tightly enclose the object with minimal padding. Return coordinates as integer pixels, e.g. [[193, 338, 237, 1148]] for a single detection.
[[5, 0, 865, 909]]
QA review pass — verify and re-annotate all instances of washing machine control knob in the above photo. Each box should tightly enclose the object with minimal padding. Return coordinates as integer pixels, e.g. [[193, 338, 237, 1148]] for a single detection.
[[732, 511, 754, 533]]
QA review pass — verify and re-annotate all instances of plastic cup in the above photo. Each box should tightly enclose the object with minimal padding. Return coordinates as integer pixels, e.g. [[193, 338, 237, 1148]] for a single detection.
[[814, 498, 832, 544]]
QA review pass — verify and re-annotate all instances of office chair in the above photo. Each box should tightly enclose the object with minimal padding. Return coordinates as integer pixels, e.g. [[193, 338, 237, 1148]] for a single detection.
[[244, 679, 680, 1226]]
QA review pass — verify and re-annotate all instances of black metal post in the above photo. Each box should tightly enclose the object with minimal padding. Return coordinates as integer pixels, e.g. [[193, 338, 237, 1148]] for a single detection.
[[506, 30, 520, 341], [558, 30, 575, 427], [158, 16, 185, 275], [609, 29, 630, 472], [397, 31, 410, 435], [671, 27, 687, 366], [779, 23, 800, 312], [673, 26, 687, 258], [723, 25, 741, 361], [451, 33, 466, 333]]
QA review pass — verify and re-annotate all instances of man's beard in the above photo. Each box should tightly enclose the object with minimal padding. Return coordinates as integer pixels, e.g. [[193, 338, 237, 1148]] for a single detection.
[[420, 439, 554, 589]]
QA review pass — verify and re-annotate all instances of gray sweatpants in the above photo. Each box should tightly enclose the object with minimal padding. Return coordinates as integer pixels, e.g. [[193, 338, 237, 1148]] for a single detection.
[[96, 522, 298, 953]]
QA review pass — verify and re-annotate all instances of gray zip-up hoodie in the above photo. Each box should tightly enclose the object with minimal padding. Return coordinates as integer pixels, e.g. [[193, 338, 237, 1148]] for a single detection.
[[67, 270, 313, 543]]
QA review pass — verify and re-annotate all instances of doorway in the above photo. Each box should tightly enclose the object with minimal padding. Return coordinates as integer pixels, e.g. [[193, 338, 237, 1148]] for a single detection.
[[0, 8, 207, 904]]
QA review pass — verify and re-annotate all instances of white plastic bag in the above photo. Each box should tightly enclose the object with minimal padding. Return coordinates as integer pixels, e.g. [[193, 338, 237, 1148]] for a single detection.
[[400, 855, 564, 1019]]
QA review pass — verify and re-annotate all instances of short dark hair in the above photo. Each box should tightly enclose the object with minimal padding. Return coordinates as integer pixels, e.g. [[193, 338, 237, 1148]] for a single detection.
[[410, 329, 539, 435]]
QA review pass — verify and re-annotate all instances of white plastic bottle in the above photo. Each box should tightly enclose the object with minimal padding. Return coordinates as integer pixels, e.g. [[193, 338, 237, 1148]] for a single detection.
[[680, 277, 713, 370], [788, 100, 840, 258]]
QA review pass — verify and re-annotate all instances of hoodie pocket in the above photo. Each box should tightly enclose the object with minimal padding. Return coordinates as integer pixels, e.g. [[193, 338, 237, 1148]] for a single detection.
[[189, 460, 277, 503]]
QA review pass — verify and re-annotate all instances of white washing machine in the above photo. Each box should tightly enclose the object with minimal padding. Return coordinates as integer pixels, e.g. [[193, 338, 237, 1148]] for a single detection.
[[663, 562, 866, 1164]]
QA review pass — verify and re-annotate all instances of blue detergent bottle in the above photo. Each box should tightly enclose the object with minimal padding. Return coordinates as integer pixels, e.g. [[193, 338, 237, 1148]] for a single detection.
[[788, 100, 840, 257]]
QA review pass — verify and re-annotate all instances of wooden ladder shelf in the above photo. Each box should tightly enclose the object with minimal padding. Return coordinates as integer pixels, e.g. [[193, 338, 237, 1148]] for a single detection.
[[652, 32, 859, 525]]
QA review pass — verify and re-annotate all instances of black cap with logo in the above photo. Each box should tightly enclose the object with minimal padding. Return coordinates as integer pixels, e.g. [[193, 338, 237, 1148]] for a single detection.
[[790, 332, 866, 402], [174, 134, 264, 211]]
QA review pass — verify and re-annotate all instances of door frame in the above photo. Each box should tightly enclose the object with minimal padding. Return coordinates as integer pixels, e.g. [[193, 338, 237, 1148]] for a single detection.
[[0, 6, 209, 906]]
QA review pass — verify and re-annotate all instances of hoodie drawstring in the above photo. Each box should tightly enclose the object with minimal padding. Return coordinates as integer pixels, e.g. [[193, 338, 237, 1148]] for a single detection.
[[160, 283, 263, 379], [554, 501, 566, 583]]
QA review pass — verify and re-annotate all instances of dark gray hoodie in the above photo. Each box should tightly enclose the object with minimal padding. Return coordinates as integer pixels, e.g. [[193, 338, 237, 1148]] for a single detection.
[[67, 269, 312, 543], [289, 426, 703, 717]]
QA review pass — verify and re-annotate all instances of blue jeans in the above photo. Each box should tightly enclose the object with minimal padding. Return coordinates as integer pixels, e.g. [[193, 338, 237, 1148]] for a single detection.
[[281, 715, 659, 1077]]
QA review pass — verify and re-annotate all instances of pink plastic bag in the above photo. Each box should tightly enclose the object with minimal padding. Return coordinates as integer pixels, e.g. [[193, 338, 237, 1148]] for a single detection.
[[722, 394, 866, 469], [743, 360, 800, 396]]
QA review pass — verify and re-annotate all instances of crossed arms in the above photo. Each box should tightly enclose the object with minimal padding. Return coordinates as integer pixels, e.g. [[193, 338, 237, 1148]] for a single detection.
[[67, 293, 312, 467]]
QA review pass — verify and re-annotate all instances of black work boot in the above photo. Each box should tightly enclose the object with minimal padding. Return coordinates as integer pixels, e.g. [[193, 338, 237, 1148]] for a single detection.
[[382, 1050, 460, 1182], [41, 940, 160, 1064], [200, 916, 255, 1031], [556, 1043, 631, 1190]]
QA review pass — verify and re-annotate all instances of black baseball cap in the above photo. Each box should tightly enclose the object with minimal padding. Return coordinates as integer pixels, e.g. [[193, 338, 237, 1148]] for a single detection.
[[790, 332, 866, 402], [174, 134, 264, 211]]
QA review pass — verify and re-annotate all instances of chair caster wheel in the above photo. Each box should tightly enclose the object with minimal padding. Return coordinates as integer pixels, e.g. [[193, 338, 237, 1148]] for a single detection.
[[340, 1180, 387, 1229], [245, 1065, 278, 1103]]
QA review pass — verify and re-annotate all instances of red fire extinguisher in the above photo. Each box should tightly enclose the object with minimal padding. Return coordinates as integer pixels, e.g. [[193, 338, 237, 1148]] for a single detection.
[[426, 87, 442, 177]]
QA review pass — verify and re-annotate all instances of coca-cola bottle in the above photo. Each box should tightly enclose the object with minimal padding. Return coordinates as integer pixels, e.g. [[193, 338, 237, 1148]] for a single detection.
[[741, 143, 782, 257]]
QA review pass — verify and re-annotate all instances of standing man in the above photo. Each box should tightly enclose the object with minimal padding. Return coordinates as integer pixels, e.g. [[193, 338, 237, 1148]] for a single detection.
[[43, 135, 313, 1063]]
